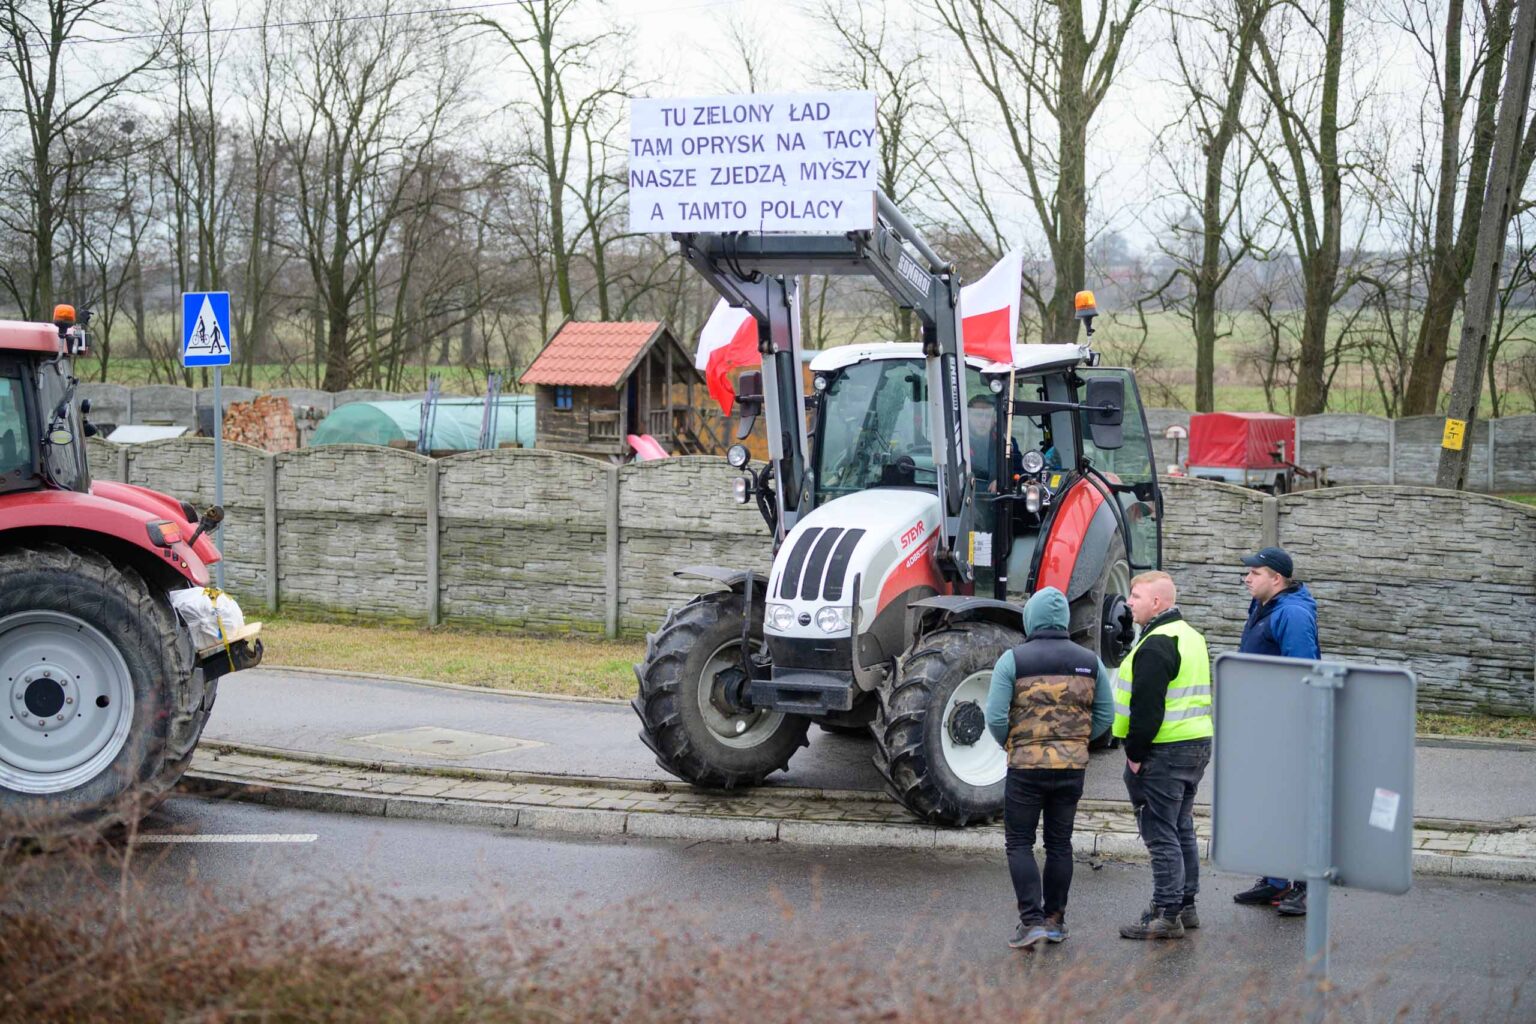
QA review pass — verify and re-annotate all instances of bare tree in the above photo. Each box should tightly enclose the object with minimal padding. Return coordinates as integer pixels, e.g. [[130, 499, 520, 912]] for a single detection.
[[1149, 0, 1269, 411], [478, 0, 627, 322], [0, 0, 164, 317], [931, 0, 1147, 343], [276, 0, 466, 391]]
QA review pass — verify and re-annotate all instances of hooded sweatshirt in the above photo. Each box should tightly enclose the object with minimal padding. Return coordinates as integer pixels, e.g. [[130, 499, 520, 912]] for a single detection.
[[1239, 581, 1320, 660], [985, 588, 1115, 750]]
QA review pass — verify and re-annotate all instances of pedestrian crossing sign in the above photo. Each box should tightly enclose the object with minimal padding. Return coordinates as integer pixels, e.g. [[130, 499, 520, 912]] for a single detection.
[[182, 291, 232, 367]]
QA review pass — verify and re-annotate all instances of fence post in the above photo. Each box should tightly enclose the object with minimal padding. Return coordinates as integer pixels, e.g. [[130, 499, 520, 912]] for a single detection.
[[126, 386, 134, 426], [426, 461, 441, 627], [606, 466, 620, 638], [1488, 418, 1498, 493], [1387, 418, 1397, 486], [1294, 416, 1304, 471], [264, 453, 278, 612], [116, 444, 128, 483], [1262, 494, 1280, 548]]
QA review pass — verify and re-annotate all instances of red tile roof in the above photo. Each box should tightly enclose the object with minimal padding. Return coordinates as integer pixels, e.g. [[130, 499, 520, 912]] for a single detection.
[[520, 321, 671, 388]]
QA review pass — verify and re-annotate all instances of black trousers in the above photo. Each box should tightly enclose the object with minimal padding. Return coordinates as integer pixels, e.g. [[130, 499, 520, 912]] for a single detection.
[[1004, 767, 1086, 925], [1123, 738, 1211, 913]]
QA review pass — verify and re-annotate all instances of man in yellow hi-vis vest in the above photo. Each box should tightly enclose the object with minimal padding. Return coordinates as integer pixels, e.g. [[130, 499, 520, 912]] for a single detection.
[[1112, 570, 1212, 940]]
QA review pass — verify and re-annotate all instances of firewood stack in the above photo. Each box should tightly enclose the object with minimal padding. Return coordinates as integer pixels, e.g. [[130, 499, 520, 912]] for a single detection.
[[222, 395, 300, 452]]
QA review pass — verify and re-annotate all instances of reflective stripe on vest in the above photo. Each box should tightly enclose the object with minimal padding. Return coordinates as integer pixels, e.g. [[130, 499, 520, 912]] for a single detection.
[[1110, 617, 1213, 744]]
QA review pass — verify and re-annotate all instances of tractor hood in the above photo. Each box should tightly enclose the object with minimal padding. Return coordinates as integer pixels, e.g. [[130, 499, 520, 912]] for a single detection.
[[763, 488, 943, 645]]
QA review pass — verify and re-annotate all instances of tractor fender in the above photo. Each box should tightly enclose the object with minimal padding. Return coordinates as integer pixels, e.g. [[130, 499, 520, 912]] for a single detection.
[[0, 489, 211, 585], [92, 480, 220, 565], [672, 565, 769, 598], [1035, 480, 1120, 603], [906, 595, 1024, 643]]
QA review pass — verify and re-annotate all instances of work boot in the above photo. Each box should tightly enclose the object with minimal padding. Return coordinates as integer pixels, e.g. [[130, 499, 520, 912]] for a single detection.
[[1233, 878, 1286, 905], [1276, 885, 1307, 917], [1043, 912, 1068, 944], [1178, 899, 1200, 930], [1009, 921, 1049, 950], [1120, 903, 1186, 940]]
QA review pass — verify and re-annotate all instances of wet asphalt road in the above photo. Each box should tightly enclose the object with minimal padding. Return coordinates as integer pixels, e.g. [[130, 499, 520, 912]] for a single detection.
[[207, 668, 1536, 822], [36, 793, 1534, 1023]]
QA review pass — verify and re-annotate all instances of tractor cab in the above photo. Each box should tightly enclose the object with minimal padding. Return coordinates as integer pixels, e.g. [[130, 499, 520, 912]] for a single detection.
[[0, 310, 93, 496]]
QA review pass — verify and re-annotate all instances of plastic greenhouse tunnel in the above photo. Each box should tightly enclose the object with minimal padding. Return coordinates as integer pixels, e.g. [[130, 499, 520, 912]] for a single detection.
[[307, 397, 536, 451]]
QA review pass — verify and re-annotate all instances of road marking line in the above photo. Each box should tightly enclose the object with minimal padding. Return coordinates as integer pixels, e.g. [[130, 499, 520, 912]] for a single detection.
[[133, 833, 319, 844]]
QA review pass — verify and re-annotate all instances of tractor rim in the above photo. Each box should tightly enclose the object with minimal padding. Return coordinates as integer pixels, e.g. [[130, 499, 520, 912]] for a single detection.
[[940, 669, 1007, 788], [697, 639, 785, 749], [0, 611, 135, 795]]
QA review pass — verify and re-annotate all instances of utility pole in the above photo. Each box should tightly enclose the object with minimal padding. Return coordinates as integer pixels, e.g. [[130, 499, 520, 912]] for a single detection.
[[1436, 0, 1536, 489]]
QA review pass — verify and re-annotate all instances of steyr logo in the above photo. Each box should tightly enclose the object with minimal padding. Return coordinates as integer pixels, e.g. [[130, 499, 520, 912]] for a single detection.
[[899, 520, 925, 549]]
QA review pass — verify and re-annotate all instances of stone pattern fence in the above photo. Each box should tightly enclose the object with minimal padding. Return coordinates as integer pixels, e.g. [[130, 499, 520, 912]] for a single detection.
[[85, 438, 1536, 715]]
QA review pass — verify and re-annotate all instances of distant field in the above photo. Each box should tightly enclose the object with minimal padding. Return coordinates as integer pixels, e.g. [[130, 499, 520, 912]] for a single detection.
[[72, 309, 1535, 415]]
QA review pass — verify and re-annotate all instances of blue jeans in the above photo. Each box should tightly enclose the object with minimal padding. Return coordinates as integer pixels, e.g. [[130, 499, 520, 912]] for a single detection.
[[1124, 738, 1211, 913]]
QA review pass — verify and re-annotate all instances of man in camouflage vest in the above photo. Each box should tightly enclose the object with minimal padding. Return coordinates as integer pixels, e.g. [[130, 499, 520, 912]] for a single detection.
[[985, 586, 1114, 950]]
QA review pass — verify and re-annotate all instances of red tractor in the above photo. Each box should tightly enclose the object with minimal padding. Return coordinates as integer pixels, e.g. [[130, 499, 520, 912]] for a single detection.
[[0, 307, 262, 839]]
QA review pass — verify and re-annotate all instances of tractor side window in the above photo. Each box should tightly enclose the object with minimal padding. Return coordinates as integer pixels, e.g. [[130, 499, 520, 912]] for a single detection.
[[0, 375, 31, 483], [1079, 367, 1160, 570]]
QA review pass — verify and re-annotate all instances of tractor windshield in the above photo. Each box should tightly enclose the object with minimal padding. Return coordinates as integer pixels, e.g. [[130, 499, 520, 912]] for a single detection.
[[36, 358, 88, 492], [814, 358, 935, 502]]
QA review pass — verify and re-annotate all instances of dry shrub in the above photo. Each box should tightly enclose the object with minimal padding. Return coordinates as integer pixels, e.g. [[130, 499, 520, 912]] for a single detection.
[[0, 832, 1524, 1024]]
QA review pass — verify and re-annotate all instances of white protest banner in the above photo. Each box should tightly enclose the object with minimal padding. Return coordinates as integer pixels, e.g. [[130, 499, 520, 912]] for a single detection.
[[628, 91, 877, 234]]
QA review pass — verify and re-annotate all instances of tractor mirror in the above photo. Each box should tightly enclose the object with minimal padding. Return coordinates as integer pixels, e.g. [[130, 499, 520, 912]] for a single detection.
[[734, 370, 764, 440], [1084, 378, 1124, 451]]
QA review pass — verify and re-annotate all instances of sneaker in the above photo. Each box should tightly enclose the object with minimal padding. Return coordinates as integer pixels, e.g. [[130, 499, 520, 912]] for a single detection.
[[1043, 913, 1068, 943], [1120, 903, 1186, 940], [1276, 886, 1307, 916], [1270, 883, 1302, 906], [1178, 902, 1200, 930], [1233, 878, 1286, 905], [1009, 922, 1049, 950]]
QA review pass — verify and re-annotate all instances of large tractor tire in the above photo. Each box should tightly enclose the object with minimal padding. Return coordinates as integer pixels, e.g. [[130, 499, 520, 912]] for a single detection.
[[0, 544, 205, 840], [632, 590, 811, 789], [872, 620, 1022, 826]]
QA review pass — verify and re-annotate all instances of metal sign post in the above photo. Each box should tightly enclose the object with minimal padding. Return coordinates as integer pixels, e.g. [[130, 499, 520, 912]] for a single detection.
[[1212, 654, 1415, 1020], [182, 291, 233, 590]]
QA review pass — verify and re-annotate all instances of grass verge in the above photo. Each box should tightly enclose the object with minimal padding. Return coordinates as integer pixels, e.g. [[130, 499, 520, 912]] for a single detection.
[[254, 615, 1536, 739], [258, 614, 643, 700]]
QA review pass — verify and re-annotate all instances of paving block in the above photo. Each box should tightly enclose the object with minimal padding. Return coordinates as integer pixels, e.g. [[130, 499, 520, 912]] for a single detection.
[[778, 820, 936, 849], [1094, 832, 1147, 860], [516, 806, 629, 836], [385, 796, 521, 829]]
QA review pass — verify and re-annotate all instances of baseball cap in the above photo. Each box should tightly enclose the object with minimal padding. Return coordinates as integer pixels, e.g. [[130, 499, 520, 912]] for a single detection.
[[1241, 546, 1293, 578]]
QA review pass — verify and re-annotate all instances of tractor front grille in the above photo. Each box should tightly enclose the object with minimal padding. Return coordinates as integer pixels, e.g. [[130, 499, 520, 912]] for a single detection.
[[778, 526, 866, 601]]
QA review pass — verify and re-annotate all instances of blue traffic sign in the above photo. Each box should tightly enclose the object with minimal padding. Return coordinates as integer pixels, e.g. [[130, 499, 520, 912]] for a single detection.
[[182, 291, 232, 367]]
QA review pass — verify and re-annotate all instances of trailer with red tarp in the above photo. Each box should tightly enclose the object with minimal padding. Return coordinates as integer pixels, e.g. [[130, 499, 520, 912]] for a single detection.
[[1185, 412, 1312, 493]]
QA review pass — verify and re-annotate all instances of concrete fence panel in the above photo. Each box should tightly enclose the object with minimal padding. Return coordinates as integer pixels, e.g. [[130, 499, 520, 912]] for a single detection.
[[85, 436, 121, 482], [274, 445, 431, 618], [1157, 476, 1270, 651], [78, 383, 131, 427], [124, 438, 269, 596], [1393, 416, 1492, 489], [438, 449, 610, 632], [616, 457, 771, 632], [267, 388, 335, 414], [1276, 487, 1536, 714], [334, 389, 403, 407], [1299, 414, 1392, 485], [131, 385, 198, 427], [1493, 415, 1536, 493], [197, 386, 261, 413]]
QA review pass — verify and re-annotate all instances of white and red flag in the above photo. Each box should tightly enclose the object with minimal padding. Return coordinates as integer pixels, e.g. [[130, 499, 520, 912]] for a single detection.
[[959, 248, 1025, 364], [694, 299, 759, 415]]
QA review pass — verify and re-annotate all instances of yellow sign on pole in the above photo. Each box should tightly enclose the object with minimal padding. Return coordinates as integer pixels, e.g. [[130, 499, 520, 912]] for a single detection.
[[1441, 418, 1467, 451]]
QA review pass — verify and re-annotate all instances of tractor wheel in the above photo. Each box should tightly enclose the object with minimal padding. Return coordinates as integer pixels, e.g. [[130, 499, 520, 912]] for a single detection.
[[1070, 533, 1133, 669], [632, 590, 810, 789], [872, 620, 1022, 826], [0, 544, 203, 840]]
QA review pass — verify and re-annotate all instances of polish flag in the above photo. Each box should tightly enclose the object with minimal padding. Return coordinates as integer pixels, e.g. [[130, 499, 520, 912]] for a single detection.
[[694, 299, 759, 416], [960, 249, 1025, 365]]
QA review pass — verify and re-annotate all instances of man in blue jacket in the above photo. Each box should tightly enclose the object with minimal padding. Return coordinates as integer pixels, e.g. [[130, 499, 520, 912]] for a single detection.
[[1231, 545, 1320, 917], [985, 587, 1114, 950]]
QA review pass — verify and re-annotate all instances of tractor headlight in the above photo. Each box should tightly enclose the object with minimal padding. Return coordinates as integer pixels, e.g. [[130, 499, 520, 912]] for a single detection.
[[726, 443, 750, 469], [764, 603, 796, 632], [1024, 483, 1043, 514], [732, 477, 751, 504], [1021, 449, 1046, 475], [815, 605, 851, 633]]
